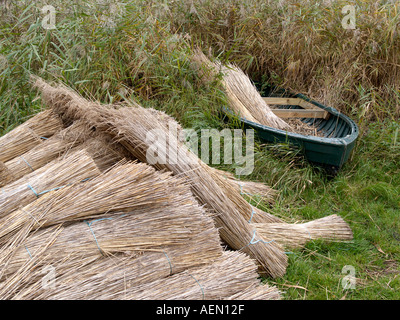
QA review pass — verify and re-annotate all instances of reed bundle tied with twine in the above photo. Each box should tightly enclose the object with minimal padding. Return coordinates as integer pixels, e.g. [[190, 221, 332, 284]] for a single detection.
[[0, 184, 222, 282], [254, 214, 354, 249], [191, 49, 291, 131], [0, 110, 63, 163], [0, 149, 100, 222], [6, 250, 280, 300], [209, 168, 353, 248], [0, 161, 215, 251], [32, 77, 289, 278], [1, 222, 223, 299], [0, 120, 95, 186], [113, 251, 280, 300]]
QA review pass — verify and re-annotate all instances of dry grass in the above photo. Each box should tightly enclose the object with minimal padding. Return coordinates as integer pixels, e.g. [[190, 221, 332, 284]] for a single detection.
[[172, 0, 400, 121]]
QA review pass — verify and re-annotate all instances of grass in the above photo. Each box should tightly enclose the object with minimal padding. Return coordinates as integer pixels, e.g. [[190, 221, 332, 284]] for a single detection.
[[0, 0, 399, 300]]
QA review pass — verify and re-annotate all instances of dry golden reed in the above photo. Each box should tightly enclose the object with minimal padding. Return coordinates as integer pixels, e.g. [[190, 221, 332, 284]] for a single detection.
[[191, 49, 291, 131], [0, 149, 100, 221], [0, 121, 94, 186], [0, 110, 63, 163]]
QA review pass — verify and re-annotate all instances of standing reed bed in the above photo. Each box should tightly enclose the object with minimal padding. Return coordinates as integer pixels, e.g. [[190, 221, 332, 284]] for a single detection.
[[0, 110, 63, 163], [32, 77, 289, 278]]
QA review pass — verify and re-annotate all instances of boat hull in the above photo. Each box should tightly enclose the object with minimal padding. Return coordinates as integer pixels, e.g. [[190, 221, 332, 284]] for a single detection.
[[225, 92, 359, 170]]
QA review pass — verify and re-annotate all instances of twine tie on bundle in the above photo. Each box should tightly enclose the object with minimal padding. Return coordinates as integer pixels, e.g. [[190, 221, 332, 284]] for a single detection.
[[188, 274, 205, 300], [20, 156, 34, 172], [85, 218, 112, 255], [306, 228, 312, 240], [25, 246, 33, 259], [239, 230, 275, 252], [26, 177, 92, 199], [238, 181, 257, 223], [27, 184, 39, 198], [239, 182, 294, 256], [248, 206, 256, 223], [163, 251, 173, 276], [85, 216, 123, 255], [27, 184, 66, 198], [249, 230, 274, 246]]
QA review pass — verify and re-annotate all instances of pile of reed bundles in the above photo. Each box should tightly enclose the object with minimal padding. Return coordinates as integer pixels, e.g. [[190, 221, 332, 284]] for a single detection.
[[0, 77, 353, 300], [0, 96, 279, 300]]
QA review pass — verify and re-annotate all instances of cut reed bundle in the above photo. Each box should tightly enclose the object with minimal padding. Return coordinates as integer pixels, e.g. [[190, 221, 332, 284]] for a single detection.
[[0, 110, 63, 163], [0, 161, 210, 249], [5, 229, 223, 299], [0, 226, 62, 300], [207, 168, 282, 224], [225, 283, 281, 300], [0, 121, 94, 186], [146, 108, 278, 204], [254, 214, 354, 249], [14, 251, 279, 300], [119, 251, 280, 300], [93, 107, 289, 277], [111, 110, 352, 253], [145, 110, 278, 204], [79, 137, 126, 172], [1, 196, 222, 280], [32, 77, 288, 278], [191, 49, 291, 131], [0, 149, 100, 221], [0, 162, 13, 187], [210, 167, 277, 204]]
